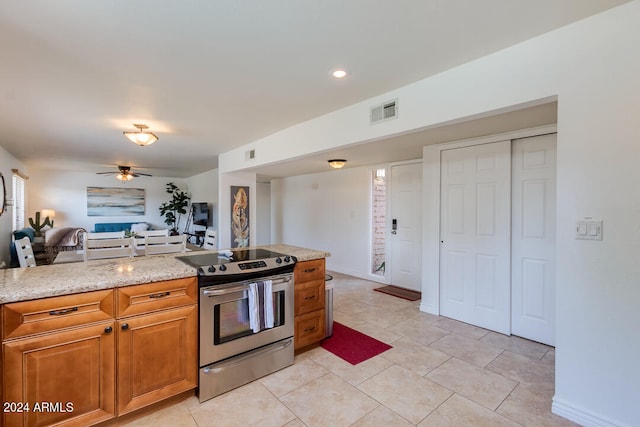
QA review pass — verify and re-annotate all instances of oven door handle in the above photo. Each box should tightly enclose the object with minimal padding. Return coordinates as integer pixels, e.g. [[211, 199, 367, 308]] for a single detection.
[[202, 338, 293, 374], [202, 277, 291, 296]]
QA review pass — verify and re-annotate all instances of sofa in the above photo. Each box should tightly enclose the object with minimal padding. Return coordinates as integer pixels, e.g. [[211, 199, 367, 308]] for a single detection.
[[93, 222, 148, 233]]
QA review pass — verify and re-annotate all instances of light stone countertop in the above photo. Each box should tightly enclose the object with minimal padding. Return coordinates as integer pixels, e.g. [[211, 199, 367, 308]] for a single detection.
[[0, 244, 330, 304]]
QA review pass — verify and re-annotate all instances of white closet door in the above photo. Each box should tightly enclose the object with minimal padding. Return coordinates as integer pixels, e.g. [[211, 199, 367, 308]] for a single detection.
[[511, 134, 556, 345], [440, 141, 511, 334], [390, 162, 423, 291]]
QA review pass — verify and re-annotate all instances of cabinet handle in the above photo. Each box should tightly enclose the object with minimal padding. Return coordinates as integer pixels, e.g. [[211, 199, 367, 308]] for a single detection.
[[304, 295, 316, 300], [48, 307, 78, 316], [148, 291, 170, 299], [121, 323, 129, 331], [304, 326, 316, 333], [104, 326, 113, 334], [304, 268, 317, 273]]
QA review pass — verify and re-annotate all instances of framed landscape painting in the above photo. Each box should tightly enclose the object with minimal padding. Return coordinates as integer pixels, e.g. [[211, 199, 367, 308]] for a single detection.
[[87, 187, 145, 216]]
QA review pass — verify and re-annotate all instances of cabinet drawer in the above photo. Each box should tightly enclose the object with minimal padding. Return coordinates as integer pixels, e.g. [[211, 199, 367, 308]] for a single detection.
[[2, 290, 115, 340], [294, 309, 325, 350], [117, 277, 197, 318], [294, 259, 325, 283], [295, 279, 325, 315]]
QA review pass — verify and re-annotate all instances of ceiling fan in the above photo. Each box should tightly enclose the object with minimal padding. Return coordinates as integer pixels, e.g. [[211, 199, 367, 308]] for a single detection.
[[96, 165, 152, 181]]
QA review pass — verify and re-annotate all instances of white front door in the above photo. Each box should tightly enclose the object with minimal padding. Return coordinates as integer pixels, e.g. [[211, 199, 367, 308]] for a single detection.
[[511, 134, 556, 345], [390, 162, 422, 291], [439, 141, 511, 334]]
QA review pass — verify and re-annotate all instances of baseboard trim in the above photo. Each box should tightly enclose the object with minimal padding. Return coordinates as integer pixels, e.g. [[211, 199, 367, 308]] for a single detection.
[[552, 396, 629, 427], [419, 301, 438, 315]]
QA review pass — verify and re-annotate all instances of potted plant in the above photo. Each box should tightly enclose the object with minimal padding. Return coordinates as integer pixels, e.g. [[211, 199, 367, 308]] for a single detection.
[[159, 182, 190, 234]]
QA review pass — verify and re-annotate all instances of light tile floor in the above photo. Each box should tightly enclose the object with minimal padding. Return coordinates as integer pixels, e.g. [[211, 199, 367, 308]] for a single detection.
[[110, 272, 579, 427]]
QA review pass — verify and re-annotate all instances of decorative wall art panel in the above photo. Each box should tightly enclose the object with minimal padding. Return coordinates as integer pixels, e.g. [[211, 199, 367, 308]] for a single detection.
[[230, 186, 249, 247], [87, 187, 145, 216]]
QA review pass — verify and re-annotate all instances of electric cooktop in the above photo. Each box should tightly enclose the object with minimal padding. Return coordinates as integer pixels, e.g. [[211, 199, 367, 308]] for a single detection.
[[176, 248, 296, 279]]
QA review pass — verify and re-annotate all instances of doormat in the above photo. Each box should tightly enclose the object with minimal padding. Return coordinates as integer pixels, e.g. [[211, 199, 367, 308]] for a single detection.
[[320, 322, 392, 365], [373, 285, 421, 301]]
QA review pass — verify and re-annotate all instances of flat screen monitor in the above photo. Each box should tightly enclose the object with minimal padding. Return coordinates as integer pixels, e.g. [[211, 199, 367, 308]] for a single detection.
[[191, 202, 209, 226]]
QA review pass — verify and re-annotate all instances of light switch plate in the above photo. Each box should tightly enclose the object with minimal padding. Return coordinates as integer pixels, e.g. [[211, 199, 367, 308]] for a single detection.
[[576, 220, 603, 240]]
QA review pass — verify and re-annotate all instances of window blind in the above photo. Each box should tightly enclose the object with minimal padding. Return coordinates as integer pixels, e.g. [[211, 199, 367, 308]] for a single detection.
[[12, 174, 25, 231]]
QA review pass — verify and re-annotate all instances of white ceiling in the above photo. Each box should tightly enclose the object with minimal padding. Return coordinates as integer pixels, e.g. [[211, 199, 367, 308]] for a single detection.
[[0, 1, 630, 178]]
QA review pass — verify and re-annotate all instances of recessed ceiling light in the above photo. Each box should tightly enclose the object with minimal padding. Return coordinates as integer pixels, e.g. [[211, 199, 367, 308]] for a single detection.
[[332, 69, 348, 79]]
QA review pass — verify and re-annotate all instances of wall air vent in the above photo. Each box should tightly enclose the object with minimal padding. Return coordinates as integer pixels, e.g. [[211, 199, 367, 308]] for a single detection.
[[370, 99, 398, 124], [245, 149, 256, 160]]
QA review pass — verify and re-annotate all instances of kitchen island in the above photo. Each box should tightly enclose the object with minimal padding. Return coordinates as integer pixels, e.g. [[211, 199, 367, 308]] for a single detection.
[[0, 244, 329, 304], [0, 244, 329, 427]]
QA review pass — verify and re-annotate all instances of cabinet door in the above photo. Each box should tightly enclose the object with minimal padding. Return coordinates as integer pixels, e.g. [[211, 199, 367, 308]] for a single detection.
[[116, 305, 197, 415], [2, 322, 116, 427]]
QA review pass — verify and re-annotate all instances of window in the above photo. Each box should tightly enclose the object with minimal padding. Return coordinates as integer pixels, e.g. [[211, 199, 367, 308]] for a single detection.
[[12, 172, 25, 231], [371, 168, 386, 276]]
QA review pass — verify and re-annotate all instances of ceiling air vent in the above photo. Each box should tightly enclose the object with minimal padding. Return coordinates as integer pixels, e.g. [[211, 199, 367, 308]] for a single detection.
[[370, 99, 398, 124], [245, 149, 256, 161]]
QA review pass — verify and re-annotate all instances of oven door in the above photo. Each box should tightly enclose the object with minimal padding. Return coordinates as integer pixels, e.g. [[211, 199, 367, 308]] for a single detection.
[[199, 273, 294, 366]]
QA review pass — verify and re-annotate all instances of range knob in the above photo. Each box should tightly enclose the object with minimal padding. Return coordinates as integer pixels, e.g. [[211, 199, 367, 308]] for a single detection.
[[219, 264, 227, 272], [284, 256, 291, 263], [276, 257, 282, 264], [208, 266, 216, 273]]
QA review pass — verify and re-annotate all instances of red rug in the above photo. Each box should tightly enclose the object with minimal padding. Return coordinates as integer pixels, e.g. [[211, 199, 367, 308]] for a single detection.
[[321, 322, 392, 365]]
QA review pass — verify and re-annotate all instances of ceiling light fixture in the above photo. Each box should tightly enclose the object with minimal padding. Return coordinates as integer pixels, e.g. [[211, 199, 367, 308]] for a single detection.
[[123, 124, 158, 146], [328, 159, 347, 169], [332, 69, 348, 79]]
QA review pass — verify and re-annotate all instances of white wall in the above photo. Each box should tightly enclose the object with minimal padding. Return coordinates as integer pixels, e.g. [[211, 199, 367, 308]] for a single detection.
[[186, 168, 218, 231], [219, 2, 640, 424], [256, 182, 271, 245], [27, 168, 188, 232], [0, 145, 26, 266], [273, 166, 385, 281]]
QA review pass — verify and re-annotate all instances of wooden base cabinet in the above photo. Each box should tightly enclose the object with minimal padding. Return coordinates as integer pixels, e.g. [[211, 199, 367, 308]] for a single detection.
[[1, 277, 198, 427], [116, 305, 197, 415], [293, 259, 326, 350], [2, 321, 116, 427]]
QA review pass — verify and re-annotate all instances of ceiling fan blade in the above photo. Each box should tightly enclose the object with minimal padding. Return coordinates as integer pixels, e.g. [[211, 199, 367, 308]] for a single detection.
[[96, 172, 117, 175], [134, 172, 152, 176]]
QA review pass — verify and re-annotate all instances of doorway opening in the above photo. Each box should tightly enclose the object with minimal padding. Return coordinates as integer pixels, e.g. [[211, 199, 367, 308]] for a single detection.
[[371, 168, 386, 276]]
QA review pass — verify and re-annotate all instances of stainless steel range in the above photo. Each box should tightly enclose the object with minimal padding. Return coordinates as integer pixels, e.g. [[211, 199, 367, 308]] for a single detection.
[[176, 249, 296, 402]]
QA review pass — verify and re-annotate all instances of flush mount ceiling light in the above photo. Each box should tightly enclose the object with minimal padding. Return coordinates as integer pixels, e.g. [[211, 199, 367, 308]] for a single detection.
[[332, 69, 348, 79], [123, 124, 158, 146], [328, 159, 347, 169]]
